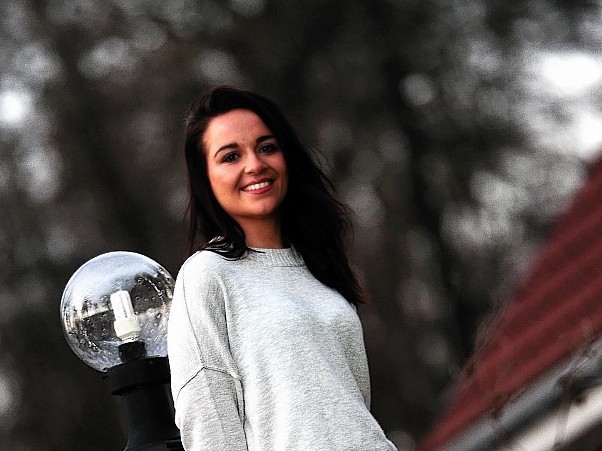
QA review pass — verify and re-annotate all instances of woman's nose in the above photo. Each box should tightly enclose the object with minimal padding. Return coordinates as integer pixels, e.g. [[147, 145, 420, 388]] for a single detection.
[[244, 152, 267, 174]]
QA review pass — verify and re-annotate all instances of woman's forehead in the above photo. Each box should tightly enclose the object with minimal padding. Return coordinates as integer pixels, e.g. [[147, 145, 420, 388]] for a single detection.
[[203, 109, 273, 151]]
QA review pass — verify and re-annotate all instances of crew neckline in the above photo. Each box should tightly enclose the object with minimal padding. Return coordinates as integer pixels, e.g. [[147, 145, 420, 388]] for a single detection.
[[245, 245, 305, 267]]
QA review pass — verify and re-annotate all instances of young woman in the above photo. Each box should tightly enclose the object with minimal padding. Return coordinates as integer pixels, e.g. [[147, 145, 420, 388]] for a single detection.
[[167, 86, 397, 450]]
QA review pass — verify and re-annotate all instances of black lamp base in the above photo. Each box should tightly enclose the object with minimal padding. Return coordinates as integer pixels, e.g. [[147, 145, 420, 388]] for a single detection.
[[108, 355, 182, 451]]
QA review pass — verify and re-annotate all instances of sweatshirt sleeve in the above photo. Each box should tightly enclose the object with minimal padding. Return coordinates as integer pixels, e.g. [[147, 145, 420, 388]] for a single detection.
[[167, 255, 248, 451]]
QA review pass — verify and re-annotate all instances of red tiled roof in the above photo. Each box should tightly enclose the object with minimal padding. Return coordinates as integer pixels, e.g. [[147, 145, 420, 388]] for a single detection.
[[420, 155, 602, 450]]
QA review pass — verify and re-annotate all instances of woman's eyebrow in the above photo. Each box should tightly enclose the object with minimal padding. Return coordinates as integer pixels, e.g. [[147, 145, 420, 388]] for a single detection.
[[256, 134, 275, 144], [214, 142, 238, 158]]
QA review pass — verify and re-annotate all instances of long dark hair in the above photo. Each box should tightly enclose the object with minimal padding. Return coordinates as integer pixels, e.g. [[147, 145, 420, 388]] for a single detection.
[[183, 86, 365, 305]]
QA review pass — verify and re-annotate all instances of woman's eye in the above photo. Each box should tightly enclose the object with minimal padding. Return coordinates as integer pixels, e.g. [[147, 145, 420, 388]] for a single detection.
[[259, 143, 279, 153], [223, 152, 239, 163]]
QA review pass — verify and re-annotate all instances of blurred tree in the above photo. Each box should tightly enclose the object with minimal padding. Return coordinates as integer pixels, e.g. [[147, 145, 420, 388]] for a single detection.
[[1, 0, 601, 449]]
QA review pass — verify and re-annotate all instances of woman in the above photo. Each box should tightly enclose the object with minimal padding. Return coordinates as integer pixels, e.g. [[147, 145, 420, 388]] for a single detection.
[[167, 86, 397, 450]]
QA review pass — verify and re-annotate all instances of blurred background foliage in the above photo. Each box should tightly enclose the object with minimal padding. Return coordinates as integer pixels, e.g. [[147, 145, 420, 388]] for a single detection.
[[1, 0, 602, 449]]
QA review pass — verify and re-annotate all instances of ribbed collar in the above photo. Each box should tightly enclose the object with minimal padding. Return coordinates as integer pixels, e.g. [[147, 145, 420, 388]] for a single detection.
[[244, 245, 305, 267]]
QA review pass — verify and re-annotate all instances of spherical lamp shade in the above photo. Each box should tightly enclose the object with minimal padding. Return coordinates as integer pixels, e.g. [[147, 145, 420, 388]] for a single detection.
[[60, 251, 175, 372]]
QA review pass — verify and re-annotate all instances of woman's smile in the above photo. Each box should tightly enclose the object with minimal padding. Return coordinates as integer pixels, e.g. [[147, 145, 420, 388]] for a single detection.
[[241, 178, 274, 193]]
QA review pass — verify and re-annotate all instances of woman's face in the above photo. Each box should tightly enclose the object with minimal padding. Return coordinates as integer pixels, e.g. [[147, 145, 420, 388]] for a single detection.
[[203, 108, 288, 230]]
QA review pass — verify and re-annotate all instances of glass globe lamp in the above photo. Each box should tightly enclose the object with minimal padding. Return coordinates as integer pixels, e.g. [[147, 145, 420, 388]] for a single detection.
[[60, 251, 175, 371], [61, 251, 182, 450]]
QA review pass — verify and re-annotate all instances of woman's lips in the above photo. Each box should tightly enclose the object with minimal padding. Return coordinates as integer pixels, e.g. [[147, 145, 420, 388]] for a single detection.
[[241, 179, 273, 193]]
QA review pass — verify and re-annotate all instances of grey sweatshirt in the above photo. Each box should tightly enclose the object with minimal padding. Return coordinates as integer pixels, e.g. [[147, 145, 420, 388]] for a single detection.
[[167, 246, 397, 451]]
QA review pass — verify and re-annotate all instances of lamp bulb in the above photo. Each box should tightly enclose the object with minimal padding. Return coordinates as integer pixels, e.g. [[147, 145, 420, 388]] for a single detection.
[[110, 290, 142, 342]]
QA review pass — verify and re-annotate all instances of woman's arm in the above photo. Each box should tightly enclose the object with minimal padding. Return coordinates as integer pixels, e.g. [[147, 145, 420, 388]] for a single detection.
[[168, 256, 247, 451]]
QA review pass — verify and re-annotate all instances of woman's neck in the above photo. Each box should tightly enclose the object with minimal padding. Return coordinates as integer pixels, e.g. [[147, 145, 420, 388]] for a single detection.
[[242, 219, 285, 249]]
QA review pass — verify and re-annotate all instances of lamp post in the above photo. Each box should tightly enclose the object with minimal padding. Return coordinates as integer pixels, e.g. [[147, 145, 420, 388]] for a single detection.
[[60, 251, 182, 450]]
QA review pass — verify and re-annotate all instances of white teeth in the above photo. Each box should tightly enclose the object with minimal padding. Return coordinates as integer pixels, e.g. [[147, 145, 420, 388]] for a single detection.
[[242, 181, 271, 191]]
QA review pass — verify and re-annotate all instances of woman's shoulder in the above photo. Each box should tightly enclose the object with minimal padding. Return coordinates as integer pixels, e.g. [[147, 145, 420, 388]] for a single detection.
[[178, 250, 232, 278]]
